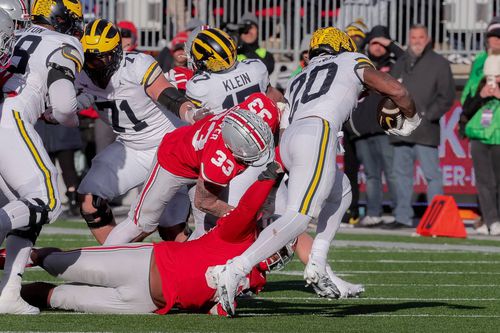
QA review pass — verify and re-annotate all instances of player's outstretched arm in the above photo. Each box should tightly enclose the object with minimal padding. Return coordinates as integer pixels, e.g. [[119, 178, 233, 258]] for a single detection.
[[194, 178, 234, 217], [362, 67, 416, 119], [146, 73, 210, 124]]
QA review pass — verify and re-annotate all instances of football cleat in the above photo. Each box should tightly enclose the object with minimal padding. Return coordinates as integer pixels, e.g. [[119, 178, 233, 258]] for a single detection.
[[326, 265, 364, 298], [0, 293, 40, 314], [304, 260, 340, 299], [209, 260, 246, 316]]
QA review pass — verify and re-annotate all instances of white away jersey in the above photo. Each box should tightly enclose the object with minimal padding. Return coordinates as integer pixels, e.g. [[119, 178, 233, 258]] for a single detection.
[[2, 25, 83, 125], [186, 58, 269, 114], [76, 52, 186, 150], [282, 52, 373, 131]]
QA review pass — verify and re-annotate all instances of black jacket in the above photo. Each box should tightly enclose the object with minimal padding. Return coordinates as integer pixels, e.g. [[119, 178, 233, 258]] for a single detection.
[[238, 41, 275, 74], [390, 44, 455, 147]]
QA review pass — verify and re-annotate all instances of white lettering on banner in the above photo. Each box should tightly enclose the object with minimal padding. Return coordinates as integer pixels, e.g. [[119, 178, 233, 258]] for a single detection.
[[415, 166, 427, 186], [439, 106, 465, 159]]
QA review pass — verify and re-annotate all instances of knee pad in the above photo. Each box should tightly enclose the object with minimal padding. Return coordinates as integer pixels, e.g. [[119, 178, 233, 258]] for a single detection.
[[81, 195, 114, 229], [22, 198, 51, 227]]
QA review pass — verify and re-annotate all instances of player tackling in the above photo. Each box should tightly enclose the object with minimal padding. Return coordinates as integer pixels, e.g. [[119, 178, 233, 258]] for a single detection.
[[20, 165, 284, 315]]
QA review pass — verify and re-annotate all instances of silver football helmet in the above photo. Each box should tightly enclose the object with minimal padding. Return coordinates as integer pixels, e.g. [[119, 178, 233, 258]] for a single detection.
[[221, 108, 273, 165], [0, 0, 29, 30], [0, 8, 15, 68]]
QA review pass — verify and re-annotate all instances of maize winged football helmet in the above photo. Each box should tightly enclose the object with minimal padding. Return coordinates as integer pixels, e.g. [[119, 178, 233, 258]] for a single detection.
[[309, 26, 357, 60], [81, 18, 122, 89], [31, 0, 83, 37], [0, 7, 14, 68], [190, 27, 237, 72], [0, 0, 30, 29], [221, 108, 273, 165]]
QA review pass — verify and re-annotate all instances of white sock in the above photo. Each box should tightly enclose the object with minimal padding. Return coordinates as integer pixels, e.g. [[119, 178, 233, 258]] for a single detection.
[[103, 218, 143, 245], [310, 239, 330, 267], [235, 210, 311, 274], [0, 235, 33, 298]]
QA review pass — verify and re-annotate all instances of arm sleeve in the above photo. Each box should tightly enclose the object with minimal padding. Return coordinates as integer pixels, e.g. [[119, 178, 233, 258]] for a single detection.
[[462, 84, 492, 119], [46, 48, 80, 127], [217, 179, 276, 243], [48, 79, 79, 127], [425, 60, 456, 122]]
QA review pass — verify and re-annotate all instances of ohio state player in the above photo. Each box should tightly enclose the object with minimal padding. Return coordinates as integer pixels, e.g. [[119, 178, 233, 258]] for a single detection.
[[103, 93, 280, 245], [21, 173, 282, 315]]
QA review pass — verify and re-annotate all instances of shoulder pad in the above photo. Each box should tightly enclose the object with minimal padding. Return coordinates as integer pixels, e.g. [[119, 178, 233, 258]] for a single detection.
[[61, 44, 84, 72]]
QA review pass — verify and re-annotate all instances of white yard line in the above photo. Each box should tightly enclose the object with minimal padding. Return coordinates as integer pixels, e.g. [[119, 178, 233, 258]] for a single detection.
[[269, 281, 500, 287], [238, 313, 500, 318], [273, 270, 500, 276], [297, 259, 500, 264], [254, 296, 500, 301]]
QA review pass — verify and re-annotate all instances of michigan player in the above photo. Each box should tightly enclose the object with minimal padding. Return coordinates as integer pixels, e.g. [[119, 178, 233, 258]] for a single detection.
[[212, 27, 421, 315], [0, 0, 84, 314], [75, 19, 206, 244], [184, 28, 284, 238], [186, 27, 282, 113]]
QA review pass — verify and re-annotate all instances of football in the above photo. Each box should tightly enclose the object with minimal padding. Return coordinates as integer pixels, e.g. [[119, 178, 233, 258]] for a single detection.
[[377, 97, 404, 131]]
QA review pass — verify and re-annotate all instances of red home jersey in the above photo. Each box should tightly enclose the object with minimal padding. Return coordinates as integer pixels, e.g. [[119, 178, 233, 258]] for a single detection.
[[157, 93, 280, 186], [153, 178, 274, 314]]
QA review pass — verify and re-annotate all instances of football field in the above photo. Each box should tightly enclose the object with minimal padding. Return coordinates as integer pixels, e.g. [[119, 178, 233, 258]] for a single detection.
[[1, 220, 500, 332]]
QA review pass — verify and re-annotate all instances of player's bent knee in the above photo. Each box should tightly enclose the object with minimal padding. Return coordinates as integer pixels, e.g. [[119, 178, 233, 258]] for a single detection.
[[80, 195, 114, 229], [48, 200, 63, 223]]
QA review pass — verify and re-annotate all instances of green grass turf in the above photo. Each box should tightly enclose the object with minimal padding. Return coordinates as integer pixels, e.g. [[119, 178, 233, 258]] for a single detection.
[[1, 226, 500, 332]]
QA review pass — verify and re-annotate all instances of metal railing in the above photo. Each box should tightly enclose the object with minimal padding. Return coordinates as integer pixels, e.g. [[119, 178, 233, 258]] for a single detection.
[[82, 0, 500, 61]]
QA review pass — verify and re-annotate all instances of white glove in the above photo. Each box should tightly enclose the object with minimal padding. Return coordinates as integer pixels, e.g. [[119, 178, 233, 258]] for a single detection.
[[276, 102, 286, 113], [76, 92, 95, 110], [387, 113, 421, 136], [184, 104, 212, 124]]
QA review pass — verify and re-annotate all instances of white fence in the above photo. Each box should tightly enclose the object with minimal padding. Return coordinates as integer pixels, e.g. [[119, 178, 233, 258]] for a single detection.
[[82, 0, 500, 61]]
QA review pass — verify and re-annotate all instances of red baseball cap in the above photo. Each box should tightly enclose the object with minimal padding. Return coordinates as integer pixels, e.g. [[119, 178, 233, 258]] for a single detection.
[[171, 31, 189, 51]]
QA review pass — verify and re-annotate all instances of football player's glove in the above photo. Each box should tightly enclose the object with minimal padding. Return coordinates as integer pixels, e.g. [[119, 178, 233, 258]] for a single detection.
[[387, 113, 421, 137]]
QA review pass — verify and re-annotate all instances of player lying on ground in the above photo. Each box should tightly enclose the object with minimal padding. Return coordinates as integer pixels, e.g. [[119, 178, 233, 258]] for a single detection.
[[20, 165, 289, 314]]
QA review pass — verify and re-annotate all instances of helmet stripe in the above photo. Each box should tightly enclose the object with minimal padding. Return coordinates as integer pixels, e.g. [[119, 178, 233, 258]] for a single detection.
[[203, 30, 231, 62], [193, 37, 227, 66], [101, 21, 113, 39], [206, 29, 235, 63], [89, 18, 101, 37], [228, 112, 267, 150]]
